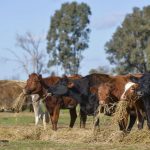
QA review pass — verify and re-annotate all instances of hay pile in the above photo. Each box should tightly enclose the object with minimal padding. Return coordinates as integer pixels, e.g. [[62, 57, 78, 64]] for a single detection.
[[0, 80, 28, 112], [0, 126, 93, 143]]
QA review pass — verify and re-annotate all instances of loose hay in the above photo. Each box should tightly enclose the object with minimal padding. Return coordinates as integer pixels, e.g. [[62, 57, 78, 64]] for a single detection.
[[13, 93, 28, 112], [0, 120, 150, 145], [123, 129, 150, 144], [113, 100, 129, 125]]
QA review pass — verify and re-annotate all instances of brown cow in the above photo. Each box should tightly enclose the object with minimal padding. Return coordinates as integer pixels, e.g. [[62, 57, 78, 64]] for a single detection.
[[97, 74, 143, 132], [24, 73, 81, 130], [45, 95, 78, 130]]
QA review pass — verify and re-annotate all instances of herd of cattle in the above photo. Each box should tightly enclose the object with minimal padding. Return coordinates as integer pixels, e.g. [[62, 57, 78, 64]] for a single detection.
[[1, 72, 150, 133]]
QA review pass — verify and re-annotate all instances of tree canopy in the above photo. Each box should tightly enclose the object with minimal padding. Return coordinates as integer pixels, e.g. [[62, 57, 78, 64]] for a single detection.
[[47, 2, 91, 75], [105, 6, 150, 74], [89, 65, 111, 74]]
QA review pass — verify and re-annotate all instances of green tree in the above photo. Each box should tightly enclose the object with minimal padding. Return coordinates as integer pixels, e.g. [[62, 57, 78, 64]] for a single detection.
[[105, 6, 150, 74], [47, 2, 91, 75], [89, 65, 111, 74]]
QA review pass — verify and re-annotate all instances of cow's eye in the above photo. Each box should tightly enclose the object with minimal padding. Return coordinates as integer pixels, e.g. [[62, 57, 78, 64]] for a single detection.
[[34, 79, 39, 82], [130, 88, 135, 91]]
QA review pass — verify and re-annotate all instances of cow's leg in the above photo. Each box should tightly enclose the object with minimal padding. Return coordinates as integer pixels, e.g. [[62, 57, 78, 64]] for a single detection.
[[127, 112, 137, 132], [50, 105, 60, 131], [135, 108, 144, 130], [93, 105, 100, 132], [143, 98, 150, 129], [93, 117, 99, 132], [80, 109, 87, 128], [69, 107, 77, 128], [49, 109, 54, 130]]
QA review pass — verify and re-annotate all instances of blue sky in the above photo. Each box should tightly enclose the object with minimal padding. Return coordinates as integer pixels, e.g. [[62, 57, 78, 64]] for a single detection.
[[0, 0, 150, 80]]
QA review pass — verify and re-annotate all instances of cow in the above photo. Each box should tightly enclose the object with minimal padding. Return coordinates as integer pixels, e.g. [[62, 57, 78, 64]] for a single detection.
[[97, 74, 143, 132], [130, 72, 150, 129], [47, 73, 111, 130], [45, 95, 77, 130], [24, 73, 81, 130], [120, 82, 145, 130]]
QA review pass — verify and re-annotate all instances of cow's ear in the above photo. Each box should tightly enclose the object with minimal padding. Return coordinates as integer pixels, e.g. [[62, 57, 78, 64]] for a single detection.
[[68, 82, 74, 88], [62, 74, 67, 77], [61, 75, 69, 83], [39, 74, 42, 79], [130, 75, 139, 83]]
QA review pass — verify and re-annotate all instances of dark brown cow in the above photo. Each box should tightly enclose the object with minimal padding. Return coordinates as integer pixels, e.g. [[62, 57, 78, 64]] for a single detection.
[[97, 74, 143, 132], [24, 73, 81, 130]]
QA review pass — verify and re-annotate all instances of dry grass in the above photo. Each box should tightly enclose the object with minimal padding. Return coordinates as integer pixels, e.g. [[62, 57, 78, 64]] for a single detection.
[[0, 112, 150, 145], [1, 122, 150, 145], [1, 110, 150, 149]]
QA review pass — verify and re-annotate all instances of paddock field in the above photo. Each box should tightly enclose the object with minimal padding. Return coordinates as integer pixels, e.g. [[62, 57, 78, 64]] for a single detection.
[[0, 110, 150, 150]]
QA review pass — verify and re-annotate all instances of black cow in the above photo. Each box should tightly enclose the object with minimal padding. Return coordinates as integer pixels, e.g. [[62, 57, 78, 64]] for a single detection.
[[48, 74, 110, 115], [48, 74, 106, 128], [131, 72, 150, 129]]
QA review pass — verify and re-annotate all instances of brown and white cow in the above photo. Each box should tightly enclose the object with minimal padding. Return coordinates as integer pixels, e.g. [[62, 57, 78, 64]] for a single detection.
[[120, 82, 145, 130], [97, 74, 143, 132]]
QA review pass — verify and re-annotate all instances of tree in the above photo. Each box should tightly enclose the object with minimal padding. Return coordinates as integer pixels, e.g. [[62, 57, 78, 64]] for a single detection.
[[5, 32, 48, 75], [89, 65, 111, 74], [47, 2, 91, 75], [105, 6, 150, 74]]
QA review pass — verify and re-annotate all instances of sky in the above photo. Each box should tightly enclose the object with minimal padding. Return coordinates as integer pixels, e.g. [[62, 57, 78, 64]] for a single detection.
[[0, 0, 150, 80]]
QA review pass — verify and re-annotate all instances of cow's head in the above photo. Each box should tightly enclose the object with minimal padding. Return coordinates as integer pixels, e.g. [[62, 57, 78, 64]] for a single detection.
[[130, 73, 150, 98], [121, 82, 139, 103], [48, 75, 70, 96], [24, 73, 43, 95], [98, 82, 116, 115], [48, 75, 89, 96]]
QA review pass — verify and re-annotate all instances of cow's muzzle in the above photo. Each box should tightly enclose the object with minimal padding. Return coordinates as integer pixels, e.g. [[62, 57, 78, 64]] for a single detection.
[[137, 91, 143, 97], [23, 89, 31, 95]]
